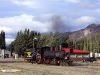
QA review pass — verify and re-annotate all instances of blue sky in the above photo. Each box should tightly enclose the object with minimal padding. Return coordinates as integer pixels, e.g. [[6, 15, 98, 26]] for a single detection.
[[0, 0, 100, 44]]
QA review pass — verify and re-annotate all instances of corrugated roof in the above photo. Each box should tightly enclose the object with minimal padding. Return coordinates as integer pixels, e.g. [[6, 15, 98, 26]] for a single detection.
[[63, 48, 90, 54]]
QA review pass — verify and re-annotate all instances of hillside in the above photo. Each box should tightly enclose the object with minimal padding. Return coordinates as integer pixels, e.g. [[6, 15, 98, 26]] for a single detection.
[[69, 24, 100, 40]]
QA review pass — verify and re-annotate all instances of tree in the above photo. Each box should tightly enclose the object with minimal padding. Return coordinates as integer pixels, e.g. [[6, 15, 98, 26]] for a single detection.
[[83, 38, 87, 50], [8, 41, 15, 56], [0, 30, 5, 49], [89, 33, 94, 52]]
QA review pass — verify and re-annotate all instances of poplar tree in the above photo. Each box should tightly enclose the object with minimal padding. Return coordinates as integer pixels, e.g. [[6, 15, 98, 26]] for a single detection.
[[0, 30, 5, 49], [83, 38, 87, 50]]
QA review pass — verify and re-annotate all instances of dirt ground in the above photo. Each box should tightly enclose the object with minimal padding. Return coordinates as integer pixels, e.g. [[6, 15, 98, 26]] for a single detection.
[[0, 58, 100, 75]]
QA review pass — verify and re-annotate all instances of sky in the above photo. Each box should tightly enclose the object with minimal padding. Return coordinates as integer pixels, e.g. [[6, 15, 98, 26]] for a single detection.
[[0, 0, 100, 44]]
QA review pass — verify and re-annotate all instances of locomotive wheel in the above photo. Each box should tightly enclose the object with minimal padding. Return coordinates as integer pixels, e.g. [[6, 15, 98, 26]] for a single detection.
[[56, 61, 60, 66], [44, 59, 50, 64], [60, 60, 69, 66], [53, 59, 56, 65], [26, 59, 31, 63], [68, 61, 73, 66], [36, 60, 41, 64], [52, 59, 60, 65]]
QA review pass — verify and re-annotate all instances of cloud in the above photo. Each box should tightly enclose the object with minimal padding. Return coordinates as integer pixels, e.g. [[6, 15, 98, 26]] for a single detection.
[[12, 0, 40, 8], [0, 14, 52, 44], [6, 38, 15, 45], [0, 14, 51, 33], [33, 13, 53, 23], [73, 0, 100, 9], [74, 16, 99, 25], [73, 16, 100, 30], [0, 27, 13, 33], [0, 14, 100, 44]]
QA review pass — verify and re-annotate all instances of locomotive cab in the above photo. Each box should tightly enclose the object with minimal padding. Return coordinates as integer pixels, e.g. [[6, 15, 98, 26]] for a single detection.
[[36, 46, 51, 63]]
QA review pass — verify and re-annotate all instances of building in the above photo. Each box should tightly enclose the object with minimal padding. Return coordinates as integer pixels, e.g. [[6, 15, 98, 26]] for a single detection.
[[63, 48, 90, 61]]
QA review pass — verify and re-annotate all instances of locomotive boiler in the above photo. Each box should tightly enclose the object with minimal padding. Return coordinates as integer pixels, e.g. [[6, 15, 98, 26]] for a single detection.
[[43, 50, 69, 65], [44, 50, 66, 59]]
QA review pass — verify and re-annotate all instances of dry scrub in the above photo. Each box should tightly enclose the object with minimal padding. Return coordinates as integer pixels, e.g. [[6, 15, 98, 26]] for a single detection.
[[0, 58, 100, 75]]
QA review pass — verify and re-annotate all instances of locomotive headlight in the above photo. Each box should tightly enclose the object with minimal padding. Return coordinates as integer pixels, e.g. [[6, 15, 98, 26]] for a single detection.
[[65, 56, 67, 59], [33, 37, 37, 50]]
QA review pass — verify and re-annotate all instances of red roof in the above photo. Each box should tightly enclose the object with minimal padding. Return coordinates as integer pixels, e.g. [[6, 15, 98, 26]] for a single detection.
[[62, 48, 90, 54]]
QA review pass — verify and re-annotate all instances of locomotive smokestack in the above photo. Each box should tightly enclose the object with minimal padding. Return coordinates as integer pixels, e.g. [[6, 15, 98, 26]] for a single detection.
[[59, 45, 62, 50], [50, 47, 53, 51], [55, 45, 62, 51]]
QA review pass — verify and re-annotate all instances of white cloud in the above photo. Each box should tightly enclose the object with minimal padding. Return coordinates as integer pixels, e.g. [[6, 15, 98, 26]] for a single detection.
[[74, 16, 99, 25], [0, 14, 52, 44], [12, 0, 42, 8], [0, 27, 13, 33], [71, 16, 100, 31], [74, 0, 100, 9], [33, 13, 54, 22], [0, 14, 51, 33], [6, 38, 15, 44]]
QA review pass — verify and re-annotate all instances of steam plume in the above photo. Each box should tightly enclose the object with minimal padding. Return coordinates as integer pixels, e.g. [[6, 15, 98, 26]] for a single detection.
[[51, 15, 67, 32]]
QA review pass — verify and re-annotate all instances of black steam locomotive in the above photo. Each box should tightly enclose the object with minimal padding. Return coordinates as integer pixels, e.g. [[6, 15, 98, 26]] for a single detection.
[[24, 43, 73, 66]]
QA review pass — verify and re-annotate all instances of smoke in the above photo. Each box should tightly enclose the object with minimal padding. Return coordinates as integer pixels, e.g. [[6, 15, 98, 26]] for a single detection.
[[51, 15, 67, 32]]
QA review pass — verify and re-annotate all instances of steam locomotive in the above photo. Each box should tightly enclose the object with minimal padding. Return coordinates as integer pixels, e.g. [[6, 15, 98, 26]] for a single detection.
[[24, 43, 73, 66]]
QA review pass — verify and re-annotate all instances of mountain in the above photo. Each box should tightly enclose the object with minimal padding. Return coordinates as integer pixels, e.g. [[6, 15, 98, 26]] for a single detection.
[[69, 24, 100, 40]]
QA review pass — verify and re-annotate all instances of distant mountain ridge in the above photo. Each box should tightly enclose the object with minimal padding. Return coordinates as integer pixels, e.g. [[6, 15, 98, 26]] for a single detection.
[[68, 24, 100, 40]]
